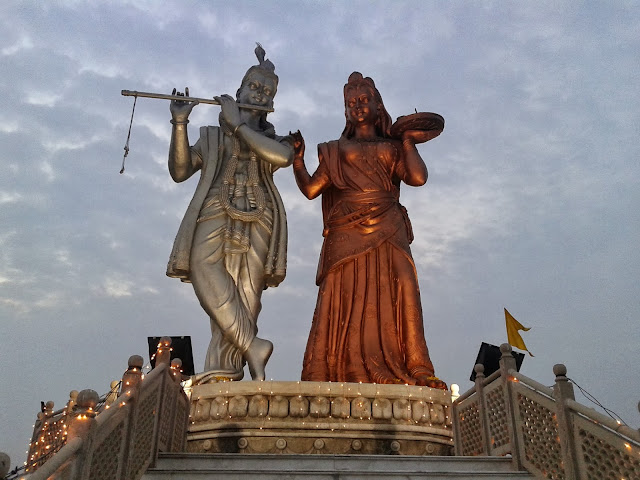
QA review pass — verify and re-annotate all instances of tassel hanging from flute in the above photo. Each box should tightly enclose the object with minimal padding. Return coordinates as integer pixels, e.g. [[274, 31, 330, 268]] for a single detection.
[[120, 95, 137, 174]]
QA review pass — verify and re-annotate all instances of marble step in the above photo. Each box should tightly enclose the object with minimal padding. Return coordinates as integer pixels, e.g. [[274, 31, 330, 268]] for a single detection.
[[143, 453, 534, 479]]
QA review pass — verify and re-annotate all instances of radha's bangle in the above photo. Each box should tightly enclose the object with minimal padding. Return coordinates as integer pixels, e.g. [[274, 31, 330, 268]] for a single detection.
[[293, 157, 305, 169], [170, 119, 189, 125]]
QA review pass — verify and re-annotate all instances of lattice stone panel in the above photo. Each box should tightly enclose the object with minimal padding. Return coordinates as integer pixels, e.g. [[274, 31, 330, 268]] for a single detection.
[[573, 414, 640, 480], [172, 394, 188, 452], [157, 382, 176, 452], [456, 396, 484, 456], [484, 381, 510, 452], [517, 390, 563, 480], [87, 421, 124, 480], [129, 384, 160, 478]]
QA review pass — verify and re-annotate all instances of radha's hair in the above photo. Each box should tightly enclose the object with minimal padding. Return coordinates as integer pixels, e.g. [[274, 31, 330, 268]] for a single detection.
[[341, 72, 393, 139]]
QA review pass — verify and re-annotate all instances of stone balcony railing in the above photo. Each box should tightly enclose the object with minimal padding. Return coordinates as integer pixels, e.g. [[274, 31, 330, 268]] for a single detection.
[[18, 338, 189, 480], [7, 341, 638, 480], [452, 343, 640, 480]]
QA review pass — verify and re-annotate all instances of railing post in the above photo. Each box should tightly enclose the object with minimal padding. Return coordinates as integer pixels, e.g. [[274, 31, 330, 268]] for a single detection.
[[43, 401, 54, 417], [120, 355, 144, 396], [66, 390, 78, 413], [552, 364, 581, 480], [66, 389, 99, 480], [170, 358, 184, 383], [148, 337, 174, 468], [163, 358, 185, 453], [155, 336, 172, 367], [105, 380, 120, 407], [120, 355, 144, 480], [450, 384, 460, 403], [473, 364, 492, 455], [499, 343, 525, 470]]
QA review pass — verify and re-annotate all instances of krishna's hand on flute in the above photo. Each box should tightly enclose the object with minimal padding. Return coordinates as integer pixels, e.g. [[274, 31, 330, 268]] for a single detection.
[[214, 94, 242, 131], [170, 87, 199, 123]]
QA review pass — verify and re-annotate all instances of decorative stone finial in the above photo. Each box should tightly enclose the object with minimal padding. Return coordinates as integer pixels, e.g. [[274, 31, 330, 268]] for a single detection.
[[66, 390, 79, 412], [450, 384, 460, 402], [128, 355, 144, 369], [171, 358, 183, 383], [68, 390, 99, 440], [105, 380, 120, 406], [499, 343, 512, 355], [76, 389, 99, 411], [553, 364, 567, 377], [121, 356, 144, 394], [474, 364, 485, 374], [0, 452, 10, 477], [156, 337, 172, 366], [44, 400, 54, 415]]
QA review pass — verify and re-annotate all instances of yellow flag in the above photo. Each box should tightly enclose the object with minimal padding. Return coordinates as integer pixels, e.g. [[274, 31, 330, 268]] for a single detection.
[[505, 308, 534, 357]]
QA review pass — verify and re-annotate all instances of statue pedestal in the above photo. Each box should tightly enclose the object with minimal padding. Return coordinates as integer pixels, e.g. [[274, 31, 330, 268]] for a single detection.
[[185, 380, 453, 456]]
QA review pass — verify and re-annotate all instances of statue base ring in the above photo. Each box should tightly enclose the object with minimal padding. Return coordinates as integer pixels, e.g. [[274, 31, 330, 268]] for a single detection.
[[184, 380, 453, 456]]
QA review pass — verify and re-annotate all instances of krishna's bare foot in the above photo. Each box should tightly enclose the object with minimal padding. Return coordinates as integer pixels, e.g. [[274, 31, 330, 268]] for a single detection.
[[245, 337, 273, 381]]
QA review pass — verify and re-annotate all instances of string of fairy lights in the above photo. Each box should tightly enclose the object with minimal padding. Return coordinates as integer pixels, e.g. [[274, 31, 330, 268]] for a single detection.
[[23, 380, 123, 472], [23, 340, 180, 473]]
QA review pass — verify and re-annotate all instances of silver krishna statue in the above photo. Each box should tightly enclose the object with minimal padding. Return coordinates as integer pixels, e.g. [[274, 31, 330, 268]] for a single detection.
[[166, 45, 293, 382]]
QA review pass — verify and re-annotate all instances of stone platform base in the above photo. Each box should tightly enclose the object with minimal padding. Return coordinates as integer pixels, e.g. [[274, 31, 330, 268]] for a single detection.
[[185, 380, 453, 456]]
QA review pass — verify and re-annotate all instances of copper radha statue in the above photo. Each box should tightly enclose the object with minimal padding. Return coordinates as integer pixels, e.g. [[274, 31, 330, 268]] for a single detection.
[[292, 72, 446, 389]]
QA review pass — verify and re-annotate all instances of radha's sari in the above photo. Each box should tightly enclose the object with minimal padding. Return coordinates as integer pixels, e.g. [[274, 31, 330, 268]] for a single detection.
[[301, 138, 435, 384]]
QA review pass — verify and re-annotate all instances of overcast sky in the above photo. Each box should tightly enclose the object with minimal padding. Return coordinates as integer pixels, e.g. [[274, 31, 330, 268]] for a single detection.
[[1, 0, 639, 467]]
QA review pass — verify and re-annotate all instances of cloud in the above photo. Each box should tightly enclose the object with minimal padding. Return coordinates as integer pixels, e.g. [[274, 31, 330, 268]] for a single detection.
[[25, 90, 63, 107], [39, 162, 56, 182], [0, 120, 20, 133], [0, 191, 23, 204], [276, 87, 323, 119], [1, 34, 33, 55], [34, 292, 66, 309], [99, 274, 134, 298], [0, 296, 30, 314]]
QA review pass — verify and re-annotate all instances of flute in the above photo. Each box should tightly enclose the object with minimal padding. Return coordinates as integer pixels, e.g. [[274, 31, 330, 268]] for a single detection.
[[121, 90, 274, 113]]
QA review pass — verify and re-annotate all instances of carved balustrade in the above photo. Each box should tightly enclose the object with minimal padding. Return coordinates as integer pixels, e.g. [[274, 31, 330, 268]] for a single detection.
[[22, 337, 188, 480], [452, 343, 640, 480]]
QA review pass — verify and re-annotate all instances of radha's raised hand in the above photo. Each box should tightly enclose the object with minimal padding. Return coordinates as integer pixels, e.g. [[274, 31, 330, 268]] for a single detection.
[[402, 129, 441, 145], [170, 87, 199, 123], [290, 130, 305, 161]]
